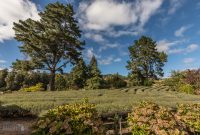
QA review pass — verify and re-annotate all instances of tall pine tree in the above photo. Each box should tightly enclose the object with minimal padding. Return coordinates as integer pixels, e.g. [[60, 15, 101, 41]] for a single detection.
[[86, 56, 102, 89], [70, 58, 88, 89], [127, 36, 167, 86], [13, 2, 84, 90]]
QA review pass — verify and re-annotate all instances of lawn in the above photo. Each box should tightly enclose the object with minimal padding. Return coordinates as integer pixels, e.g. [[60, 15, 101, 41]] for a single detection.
[[1, 86, 200, 116]]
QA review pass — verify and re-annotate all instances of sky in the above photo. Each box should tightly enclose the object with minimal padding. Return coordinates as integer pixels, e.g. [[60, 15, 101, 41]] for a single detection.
[[0, 0, 200, 76]]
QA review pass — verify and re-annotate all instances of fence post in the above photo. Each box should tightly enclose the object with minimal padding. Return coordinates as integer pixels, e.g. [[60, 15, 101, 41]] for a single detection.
[[119, 117, 122, 135]]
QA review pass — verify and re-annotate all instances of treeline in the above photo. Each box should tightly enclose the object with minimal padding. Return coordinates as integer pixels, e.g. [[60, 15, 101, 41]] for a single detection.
[[0, 56, 127, 91]]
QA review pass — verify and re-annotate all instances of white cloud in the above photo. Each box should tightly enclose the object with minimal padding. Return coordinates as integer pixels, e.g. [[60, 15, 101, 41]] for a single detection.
[[157, 39, 183, 53], [0, 60, 6, 63], [85, 33, 105, 42], [99, 56, 122, 65], [85, 48, 101, 60], [157, 39, 198, 54], [168, 44, 199, 54], [168, 0, 185, 14], [186, 44, 199, 53], [79, 0, 163, 37], [0, 0, 39, 42], [99, 43, 119, 52], [114, 58, 122, 62], [99, 56, 114, 65], [175, 25, 191, 37], [183, 58, 195, 64]]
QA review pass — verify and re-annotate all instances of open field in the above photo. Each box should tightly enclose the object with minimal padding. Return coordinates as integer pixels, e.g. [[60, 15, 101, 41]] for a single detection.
[[1, 86, 200, 116]]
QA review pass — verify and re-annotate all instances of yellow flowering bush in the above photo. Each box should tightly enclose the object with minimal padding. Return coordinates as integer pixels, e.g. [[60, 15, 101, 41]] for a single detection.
[[32, 98, 104, 135], [20, 83, 44, 92]]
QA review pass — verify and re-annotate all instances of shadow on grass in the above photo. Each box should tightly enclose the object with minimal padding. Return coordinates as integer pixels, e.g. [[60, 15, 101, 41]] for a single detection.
[[0, 104, 36, 119]]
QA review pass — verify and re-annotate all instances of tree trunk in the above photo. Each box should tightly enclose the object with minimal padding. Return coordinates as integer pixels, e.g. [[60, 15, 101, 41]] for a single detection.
[[49, 70, 56, 91]]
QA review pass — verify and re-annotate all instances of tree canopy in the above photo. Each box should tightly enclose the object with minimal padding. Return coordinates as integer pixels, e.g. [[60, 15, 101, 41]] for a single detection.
[[13, 2, 84, 90], [127, 36, 167, 86]]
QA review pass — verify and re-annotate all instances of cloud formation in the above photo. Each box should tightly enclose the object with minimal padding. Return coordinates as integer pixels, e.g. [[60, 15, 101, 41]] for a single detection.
[[175, 25, 191, 37], [0, 0, 39, 42], [99, 56, 122, 65], [168, 0, 185, 14], [79, 0, 163, 36], [157, 40, 198, 54]]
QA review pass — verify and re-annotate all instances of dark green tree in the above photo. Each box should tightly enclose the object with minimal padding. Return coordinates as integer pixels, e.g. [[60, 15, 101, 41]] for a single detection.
[[13, 2, 84, 90], [105, 73, 127, 89], [127, 36, 167, 86], [55, 74, 67, 90], [0, 69, 8, 89], [5, 71, 26, 90], [86, 56, 102, 89], [12, 59, 42, 72], [70, 58, 88, 89]]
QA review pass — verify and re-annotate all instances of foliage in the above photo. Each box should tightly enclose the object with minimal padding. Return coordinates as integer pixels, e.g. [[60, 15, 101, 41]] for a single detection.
[[163, 71, 185, 90], [104, 73, 127, 89], [20, 83, 44, 92], [23, 72, 41, 87], [128, 102, 187, 135], [163, 70, 198, 94], [13, 2, 84, 90], [86, 56, 102, 89], [0, 105, 33, 118], [0, 69, 8, 89], [177, 104, 200, 133], [128, 102, 200, 135], [55, 74, 67, 90], [127, 36, 167, 86], [12, 59, 42, 72], [32, 99, 104, 135], [5, 71, 23, 91], [184, 69, 200, 89], [4, 71, 49, 91], [178, 83, 194, 94], [70, 58, 88, 89]]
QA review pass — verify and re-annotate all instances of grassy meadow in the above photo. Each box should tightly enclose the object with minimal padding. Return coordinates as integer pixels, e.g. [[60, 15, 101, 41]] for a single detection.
[[1, 86, 200, 116]]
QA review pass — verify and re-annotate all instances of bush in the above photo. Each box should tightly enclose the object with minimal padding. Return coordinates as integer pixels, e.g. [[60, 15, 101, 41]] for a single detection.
[[20, 83, 44, 92], [128, 102, 186, 135], [32, 99, 104, 135], [178, 83, 194, 94], [0, 105, 33, 118], [177, 104, 200, 133], [55, 74, 67, 90], [128, 102, 200, 135], [104, 74, 127, 89]]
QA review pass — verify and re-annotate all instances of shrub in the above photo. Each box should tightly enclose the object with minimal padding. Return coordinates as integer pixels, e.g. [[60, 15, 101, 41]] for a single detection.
[[32, 99, 104, 135], [177, 104, 200, 133], [55, 74, 67, 90], [104, 74, 127, 89], [0, 105, 33, 118], [20, 83, 44, 92], [128, 102, 187, 135], [178, 83, 194, 94]]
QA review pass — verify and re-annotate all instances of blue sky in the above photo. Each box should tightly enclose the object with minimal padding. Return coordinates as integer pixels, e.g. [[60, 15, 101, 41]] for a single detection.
[[0, 0, 200, 76]]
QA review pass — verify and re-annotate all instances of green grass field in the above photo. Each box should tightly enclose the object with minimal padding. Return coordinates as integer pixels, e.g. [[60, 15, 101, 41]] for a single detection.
[[1, 86, 200, 116]]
